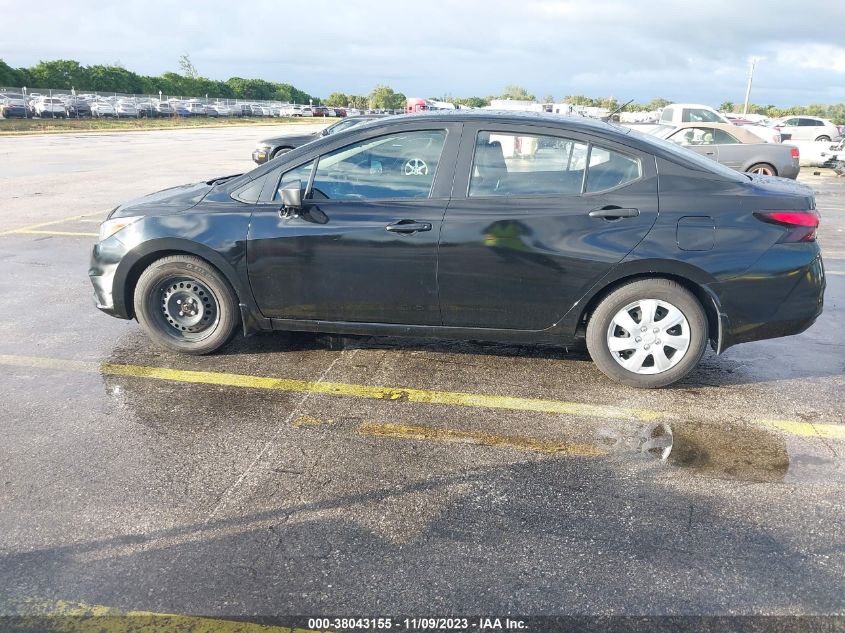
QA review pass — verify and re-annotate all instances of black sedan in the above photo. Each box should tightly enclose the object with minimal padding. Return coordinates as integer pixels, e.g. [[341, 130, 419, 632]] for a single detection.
[[90, 112, 825, 388], [251, 115, 384, 164]]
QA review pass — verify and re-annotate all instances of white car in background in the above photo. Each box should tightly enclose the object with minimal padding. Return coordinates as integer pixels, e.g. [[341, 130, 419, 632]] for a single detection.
[[115, 101, 139, 117], [91, 101, 116, 117], [659, 103, 781, 144], [32, 97, 67, 118], [771, 116, 841, 142], [185, 102, 206, 116]]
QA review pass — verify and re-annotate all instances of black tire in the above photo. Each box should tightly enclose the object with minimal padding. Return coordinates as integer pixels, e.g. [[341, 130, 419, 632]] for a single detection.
[[586, 278, 708, 388], [746, 162, 777, 176], [271, 147, 293, 160], [133, 255, 239, 355], [815, 135, 831, 142]]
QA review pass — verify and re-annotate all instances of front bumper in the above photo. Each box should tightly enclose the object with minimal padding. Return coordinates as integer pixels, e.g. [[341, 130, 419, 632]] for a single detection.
[[89, 237, 131, 319], [709, 244, 825, 351]]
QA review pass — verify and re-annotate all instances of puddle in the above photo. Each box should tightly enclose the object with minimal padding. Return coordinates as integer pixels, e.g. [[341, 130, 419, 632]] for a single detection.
[[599, 420, 791, 482]]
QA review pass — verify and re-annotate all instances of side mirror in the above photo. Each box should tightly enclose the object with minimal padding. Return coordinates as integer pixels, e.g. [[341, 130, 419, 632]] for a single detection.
[[279, 180, 303, 219], [280, 180, 302, 210]]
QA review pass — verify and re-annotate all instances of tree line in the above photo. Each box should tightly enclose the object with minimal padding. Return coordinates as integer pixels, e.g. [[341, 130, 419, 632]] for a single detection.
[[0, 58, 317, 104], [3, 61, 844, 123]]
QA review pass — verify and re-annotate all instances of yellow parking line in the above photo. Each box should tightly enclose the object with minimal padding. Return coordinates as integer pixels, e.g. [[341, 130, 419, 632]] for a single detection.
[[0, 353, 662, 422], [759, 419, 845, 441], [14, 229, 98, 237], [358, 421, 606, 456], [0, 353, 841, 441], [0, 213, 91, 236], [12, 598, 310, 633]]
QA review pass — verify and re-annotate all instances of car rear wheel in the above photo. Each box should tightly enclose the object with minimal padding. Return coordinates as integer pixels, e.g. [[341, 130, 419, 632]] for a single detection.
[[586, 279, 708, 388], [747, 163, 777, 176], [134, 255, 239, 355], [815, 135, 831, 142]]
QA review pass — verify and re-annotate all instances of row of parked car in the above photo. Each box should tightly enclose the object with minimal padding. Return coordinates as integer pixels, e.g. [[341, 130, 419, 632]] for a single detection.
[[0, 92, 392, 120]]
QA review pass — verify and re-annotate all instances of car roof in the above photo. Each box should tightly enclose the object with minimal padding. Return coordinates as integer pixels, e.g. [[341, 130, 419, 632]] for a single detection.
[[350, 110, 645, 148]]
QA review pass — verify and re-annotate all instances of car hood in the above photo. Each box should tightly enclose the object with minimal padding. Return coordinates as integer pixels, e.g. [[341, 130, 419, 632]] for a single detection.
[[109, 181, 214, 219], [257, 132, 319, 147]]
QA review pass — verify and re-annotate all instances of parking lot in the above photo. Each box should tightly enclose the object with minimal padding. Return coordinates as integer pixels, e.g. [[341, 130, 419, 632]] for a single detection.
[[0, 125, 843, 625]]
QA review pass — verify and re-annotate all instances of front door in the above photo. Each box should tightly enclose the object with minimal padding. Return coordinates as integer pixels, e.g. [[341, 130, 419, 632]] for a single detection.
[[438, 125, 659, 330], [247, 125, 459, 324]]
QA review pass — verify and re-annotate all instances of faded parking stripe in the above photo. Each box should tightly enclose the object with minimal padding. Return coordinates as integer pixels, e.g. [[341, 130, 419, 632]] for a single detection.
[[0, 213, 99, 236], [6, 598, 311, 633]]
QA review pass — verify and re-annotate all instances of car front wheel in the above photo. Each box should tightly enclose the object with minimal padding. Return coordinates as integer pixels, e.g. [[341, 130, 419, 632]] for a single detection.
[[133, 255, 239, 355], [586, 279, 708, 388]]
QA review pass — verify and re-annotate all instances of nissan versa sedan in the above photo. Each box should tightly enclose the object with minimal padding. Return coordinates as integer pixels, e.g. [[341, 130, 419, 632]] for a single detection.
[[90, 112, 825, 388], [252, 115, 384, 164]]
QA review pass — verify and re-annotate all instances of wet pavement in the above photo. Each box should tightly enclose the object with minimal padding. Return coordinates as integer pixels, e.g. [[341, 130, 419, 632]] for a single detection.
[[0, 129, 843, 621]]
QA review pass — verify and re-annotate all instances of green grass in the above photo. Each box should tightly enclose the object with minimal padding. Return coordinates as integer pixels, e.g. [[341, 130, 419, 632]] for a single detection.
[[0, 116, 330, 135]]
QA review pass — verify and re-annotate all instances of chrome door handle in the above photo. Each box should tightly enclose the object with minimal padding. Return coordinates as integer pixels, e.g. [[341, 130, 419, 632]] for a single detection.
[[385, 220, 432, 233], [588, 207, 639, 219]]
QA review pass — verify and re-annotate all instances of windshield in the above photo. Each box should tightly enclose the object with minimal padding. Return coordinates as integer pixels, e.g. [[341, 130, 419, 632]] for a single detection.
[[683, 108, 727, 124], [325, 118, 363, 135], [647, 125, 676, 139], [626, 126, 747, 181]]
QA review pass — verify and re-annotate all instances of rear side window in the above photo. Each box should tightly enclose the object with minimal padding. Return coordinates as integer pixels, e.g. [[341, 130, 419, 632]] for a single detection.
[[469, 131, 588, 197], [660, 107, 674, 123], [714, 129, 740, 144], [585, 146, 642, 193]]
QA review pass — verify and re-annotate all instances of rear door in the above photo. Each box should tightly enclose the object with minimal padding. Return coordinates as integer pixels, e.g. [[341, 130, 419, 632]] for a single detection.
[[438, 123, 659, 330]]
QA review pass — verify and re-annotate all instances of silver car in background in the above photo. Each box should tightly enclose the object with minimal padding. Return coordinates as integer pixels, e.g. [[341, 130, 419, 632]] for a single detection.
[[649, 122, 800, 178]]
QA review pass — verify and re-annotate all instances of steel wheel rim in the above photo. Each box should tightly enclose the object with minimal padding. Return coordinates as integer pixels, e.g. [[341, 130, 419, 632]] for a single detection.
[[151, 277, 219, 341], [606, 298, 691, 375]]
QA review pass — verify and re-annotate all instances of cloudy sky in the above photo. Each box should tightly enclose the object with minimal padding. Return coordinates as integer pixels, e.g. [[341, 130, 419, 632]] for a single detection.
[[2, 0, 845, 105]]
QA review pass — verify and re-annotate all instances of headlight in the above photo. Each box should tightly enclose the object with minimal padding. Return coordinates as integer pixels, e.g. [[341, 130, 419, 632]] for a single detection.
[[98, 216, 141, 242]]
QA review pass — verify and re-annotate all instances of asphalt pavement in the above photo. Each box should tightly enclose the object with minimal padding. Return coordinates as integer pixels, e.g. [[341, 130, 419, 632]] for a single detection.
[[0, 127, 843, 628]]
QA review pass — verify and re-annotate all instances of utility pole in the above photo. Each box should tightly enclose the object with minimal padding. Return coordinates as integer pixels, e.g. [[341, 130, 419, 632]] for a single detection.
[[743, 57, 758, 115]]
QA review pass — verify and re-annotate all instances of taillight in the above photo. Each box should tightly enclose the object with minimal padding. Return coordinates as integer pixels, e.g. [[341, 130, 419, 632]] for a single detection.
[[790, 147, 799, 159], [753, 210, 820, 242]]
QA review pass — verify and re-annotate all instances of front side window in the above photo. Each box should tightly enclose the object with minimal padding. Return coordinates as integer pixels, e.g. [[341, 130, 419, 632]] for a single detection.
[[310, 130, 446, 200], [469, 131, 589, 197], [585, 146, 642, 193]]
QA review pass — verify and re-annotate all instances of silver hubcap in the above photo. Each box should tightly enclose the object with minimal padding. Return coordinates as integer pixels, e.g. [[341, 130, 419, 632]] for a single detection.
[[606, 298, 691, 375]]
